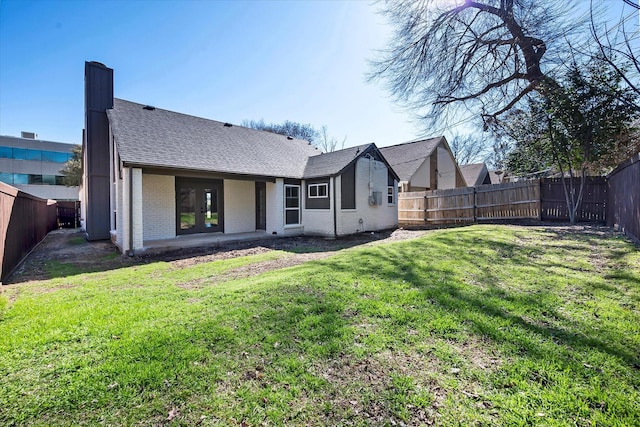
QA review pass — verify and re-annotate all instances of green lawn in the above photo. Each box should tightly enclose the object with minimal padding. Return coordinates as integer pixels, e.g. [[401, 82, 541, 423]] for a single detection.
[[1, 225, 639, 425]]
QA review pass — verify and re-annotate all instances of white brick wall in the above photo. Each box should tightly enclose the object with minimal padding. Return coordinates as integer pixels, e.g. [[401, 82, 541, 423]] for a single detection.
[[120, 167, 143, 252], [302, 177, 335, 236], [142, 174, 176, 241], [266, 179, 284, 235], [223, 179, 256, 234], [114, 174, 123, 249], [335, 157, 397, 236]]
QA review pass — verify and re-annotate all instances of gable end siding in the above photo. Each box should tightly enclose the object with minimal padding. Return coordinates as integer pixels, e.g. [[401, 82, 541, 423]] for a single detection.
[[305, 178, 330, 210], [340, 163, 356, 209]]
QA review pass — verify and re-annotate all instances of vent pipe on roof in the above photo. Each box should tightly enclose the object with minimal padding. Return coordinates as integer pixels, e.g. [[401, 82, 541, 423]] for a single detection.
[[21, 131, 37, 139], [143, 105, 155, 111], [224, 123, 232, 127], [287, 136, 293, 140]]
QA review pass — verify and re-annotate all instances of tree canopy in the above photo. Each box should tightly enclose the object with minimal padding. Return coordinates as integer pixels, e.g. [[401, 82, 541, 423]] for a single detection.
[[59, 144, 82, 187], [499, 57, 638, 222]]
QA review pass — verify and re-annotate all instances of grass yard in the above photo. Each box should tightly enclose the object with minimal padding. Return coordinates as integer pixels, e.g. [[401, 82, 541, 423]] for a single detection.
[[1, 225, 639, 425]]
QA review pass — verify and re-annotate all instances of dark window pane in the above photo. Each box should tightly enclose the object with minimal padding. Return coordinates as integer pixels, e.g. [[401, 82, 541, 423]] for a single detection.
[[0, 173, 12, 184], [28, 174, 43, 184], [179, 188, 196, 230], [285, 185, 300, 208], [13, 148, 41, 161], [42, 175, 56, 185], [285, 209, 299, 225], [55, 176, 65, 185], [0, 146, 12, 158], [13, 174, 28, 184], [42, 150, 71, 163]]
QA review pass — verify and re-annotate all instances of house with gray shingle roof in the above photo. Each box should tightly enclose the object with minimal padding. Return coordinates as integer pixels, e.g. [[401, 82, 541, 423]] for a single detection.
[[81, 62, 398, 254], [380, 136, 466, 192], [459, 163, 491, 187]]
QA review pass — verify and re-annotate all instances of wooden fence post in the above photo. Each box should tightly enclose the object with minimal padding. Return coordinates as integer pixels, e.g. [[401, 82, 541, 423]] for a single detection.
[[473, 187, 477, 222], [424, 194, 428, 224], [538, 179, 542, 221]]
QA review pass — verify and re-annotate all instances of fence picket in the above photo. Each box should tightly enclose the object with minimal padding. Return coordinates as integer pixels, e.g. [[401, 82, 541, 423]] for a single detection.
[[398, 177, 608, 226]]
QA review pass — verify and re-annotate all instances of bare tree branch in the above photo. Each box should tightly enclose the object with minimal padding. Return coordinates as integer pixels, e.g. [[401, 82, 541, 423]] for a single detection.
[[370, 0, 581, 128]]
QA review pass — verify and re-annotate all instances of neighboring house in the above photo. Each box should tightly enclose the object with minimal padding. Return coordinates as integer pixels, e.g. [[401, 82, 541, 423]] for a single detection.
[[0, 133, 79, 201], [380, 136, 466, 192], [489, 170, 505, 184], [82, 62, 399, 254], [459, 163, 491, 187]]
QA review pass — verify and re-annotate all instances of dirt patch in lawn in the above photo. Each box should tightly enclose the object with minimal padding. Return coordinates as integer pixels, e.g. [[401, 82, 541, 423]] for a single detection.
[[6, 224, 625, 287], [5, 228, 430, 285]]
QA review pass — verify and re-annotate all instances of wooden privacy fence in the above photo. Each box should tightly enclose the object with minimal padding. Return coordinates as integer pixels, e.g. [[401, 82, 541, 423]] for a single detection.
[[399, 178, 607, 226], [607, 154, 640, 243], [57, 200, 81, 228], [540, 177, 607, 222], [1, 182, 58, 283]]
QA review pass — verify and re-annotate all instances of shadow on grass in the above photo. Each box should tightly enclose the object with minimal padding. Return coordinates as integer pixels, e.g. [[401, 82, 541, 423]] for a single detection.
[[318, 230, 640, 369], [3, 224, 639, 424], [5, 229, 397, 285]]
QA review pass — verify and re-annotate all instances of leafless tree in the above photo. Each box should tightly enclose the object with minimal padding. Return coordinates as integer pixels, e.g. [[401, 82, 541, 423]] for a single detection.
[[590, 0, 640, 103], [369, 0, 585, 129], [449, 133, 490, 165], [316, 125, 347, 153], [242, 119, 319, 144], [242, 119, 346, 152]]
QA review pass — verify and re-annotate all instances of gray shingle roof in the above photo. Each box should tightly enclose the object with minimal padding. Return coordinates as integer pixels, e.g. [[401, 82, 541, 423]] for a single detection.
[[459, 163, 488, 187], [107, 98, 321, 179], [379, 136, 443, 182], [303, 143, 375, 179]]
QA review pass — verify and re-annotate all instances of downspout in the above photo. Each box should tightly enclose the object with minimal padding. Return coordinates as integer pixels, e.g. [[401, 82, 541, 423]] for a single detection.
[[128, 167, 134, 257], [333, 176, 338, 238]]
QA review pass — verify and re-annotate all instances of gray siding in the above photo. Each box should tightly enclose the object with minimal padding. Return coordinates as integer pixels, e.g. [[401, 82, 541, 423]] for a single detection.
[[305, 178, 330, 210], [84, 61, 114, 240]]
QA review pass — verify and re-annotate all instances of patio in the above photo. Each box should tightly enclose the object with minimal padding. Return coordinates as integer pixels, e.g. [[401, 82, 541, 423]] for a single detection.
[[142, 230, 278, 254]]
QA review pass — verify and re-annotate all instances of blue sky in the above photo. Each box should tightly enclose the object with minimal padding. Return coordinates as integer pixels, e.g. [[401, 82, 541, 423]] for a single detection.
[[0, 0, 422, 148], [0, 1, 636, 149]]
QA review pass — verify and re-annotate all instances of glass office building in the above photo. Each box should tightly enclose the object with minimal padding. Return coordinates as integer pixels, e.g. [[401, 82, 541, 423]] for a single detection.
[[0, 133, 79, 201]]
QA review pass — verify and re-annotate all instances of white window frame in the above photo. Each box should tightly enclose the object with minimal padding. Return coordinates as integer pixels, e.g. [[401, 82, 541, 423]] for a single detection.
[[387, 186, 395, 205], [284, 184, 301, 225], [308, 183, 328, 199]]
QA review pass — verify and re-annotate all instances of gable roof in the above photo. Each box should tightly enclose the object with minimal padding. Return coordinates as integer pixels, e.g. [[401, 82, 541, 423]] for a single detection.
[[303, 144, 370, 178], [379, 136, 443, 182], [107, 98, 321, 179], [459, 163, 488, 187]]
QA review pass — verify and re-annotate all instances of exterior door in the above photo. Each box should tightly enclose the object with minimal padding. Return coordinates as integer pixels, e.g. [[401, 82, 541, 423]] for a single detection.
[[176, 178, 223, 234], [255, 182, 266, 230]]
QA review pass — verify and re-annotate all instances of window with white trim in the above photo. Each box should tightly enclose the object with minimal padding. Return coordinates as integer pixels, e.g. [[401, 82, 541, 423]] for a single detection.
[[308, 183, 328, 198], [284, 184, 300, 225], [387, 186, 395, 204]]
